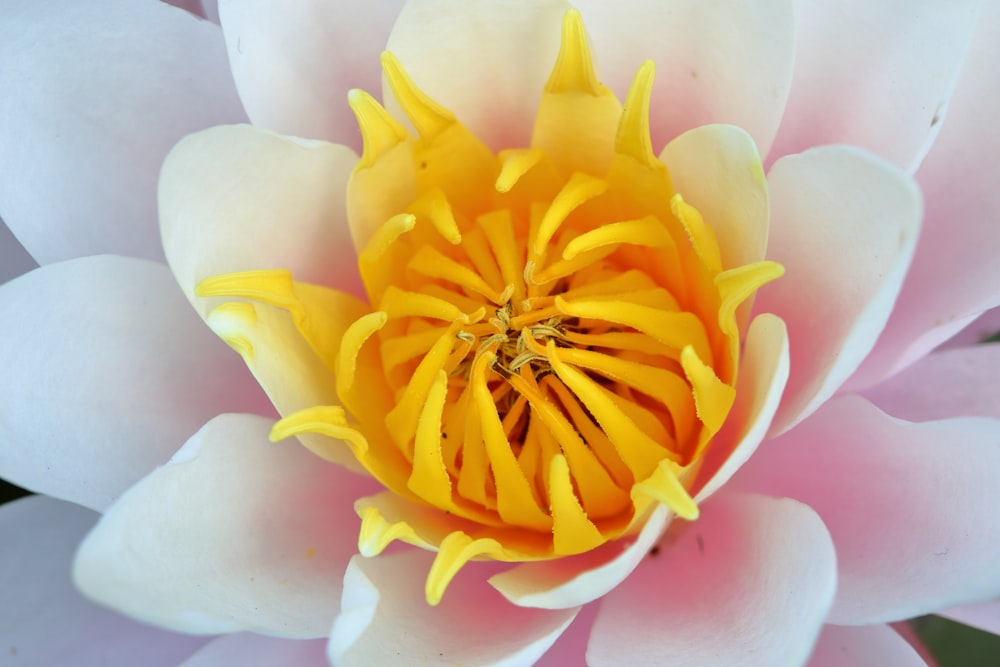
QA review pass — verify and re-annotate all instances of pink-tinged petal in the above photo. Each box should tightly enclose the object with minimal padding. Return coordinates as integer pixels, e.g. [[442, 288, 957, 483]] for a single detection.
[[575, 0, 795, 155], [179, 634, 328, 667], [159, 124, 363, 314], [0, 496, 207, 666], [660, 124, 769, 269], [769, 1, 979, 170], [0, 256, 270, 512], [736, 395, 1000, 624], [329, 550, 578, 666], [938, 307, 1000, 349], [939, 600, 1000, 635], [488, 505, 669, 610], [534, 603, 598, 667], [0, 0, 245, 265], [74, 413, 380, 638], [849, 2, 1000, 388], [588, 492, 836, 667], [694, 313, 789, 501], [807, 624, 927, 667], [0, 218, 35, 285], [864, 344, 1000, 421], [384, 0, 568, 151], [754, 147, 921, 434], [218, 0, 404, 151]]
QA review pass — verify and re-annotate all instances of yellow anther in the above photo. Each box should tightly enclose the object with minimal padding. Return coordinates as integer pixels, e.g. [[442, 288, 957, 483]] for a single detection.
[[348, 88, 409, 169], [615, 60, 658, 167], [336, 311, 388, 394], [672, 194, 723, 273], [533, 172, 608, 257], [359, 213, 416, 264], [269, 405, 370, 461], [680, 346, 735, 437], [545, 9, 606, 96], [195, 269, 296, 310], [496, 149, 545, 193], [562, 215, 673, 260], [409, 188, 461, 244], [381, 51, 455, 138]]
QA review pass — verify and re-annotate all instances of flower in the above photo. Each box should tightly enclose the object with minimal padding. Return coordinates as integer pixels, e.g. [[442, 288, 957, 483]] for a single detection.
[[1, 0, 999, 665]]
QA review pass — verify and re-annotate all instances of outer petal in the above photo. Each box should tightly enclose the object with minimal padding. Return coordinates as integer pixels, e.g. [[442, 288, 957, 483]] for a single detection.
[[575, 0, 796, 156], [754, 147, 921, 434], [806, 624, 927, 667], [384, 0, 568, 151], [179, 634, 328, 667], [736, 395, 1000, 624], [218, 0, 404, 150], [938, 307, 1000, 349], [0, 255, 270, 511], [660, 124, 769, 269], [533, 603, 598, 667], [0, 496, 207, 666], [849, 2, 1000, 387], [587, 492, 836, 667], [769, 0, 979, 170], [159, 124, 363, 315], [329, 550, 578, 666], [0, 0, 245, 264], [864, 344, 1000, 421], [939, 601, 1000, 635], [0, 217, 35, 284], [74, 413, 380, 638]]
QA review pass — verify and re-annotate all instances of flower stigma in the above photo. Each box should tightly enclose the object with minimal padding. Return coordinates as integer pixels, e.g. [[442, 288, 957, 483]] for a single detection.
[[195, 10, 783, 605]]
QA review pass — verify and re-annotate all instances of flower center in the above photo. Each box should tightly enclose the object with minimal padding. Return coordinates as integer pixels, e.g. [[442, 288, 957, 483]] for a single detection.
[[197, 10, 782, 603]]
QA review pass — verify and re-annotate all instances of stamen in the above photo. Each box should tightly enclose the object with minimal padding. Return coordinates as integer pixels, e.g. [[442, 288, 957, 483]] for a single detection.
[[347, 88, 409, 169], [533, 172, 608, 257], [614, 60, 658, 167], [545, 9, 605, 96], [337, 312, 387, 394], [409, 370, 453, 506], [381, 51, 455, 139], [409, 188, 462, 244], [561, 215, 673, 260], [496, 149, 545, 193]]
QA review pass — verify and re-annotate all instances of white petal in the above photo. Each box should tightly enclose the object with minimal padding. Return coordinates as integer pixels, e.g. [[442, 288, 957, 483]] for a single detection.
[[755, 147, 921, 434], [0, 496, 207, 666], [329, 550, 578, 666], [159, 124, 363, 316], [0, 0, 245, 264], [769, 0, 980, 170], [0, 256, 270, 511], [736, 395, 1000, 624], [179, 634, 329, 667], [938, 307, 1000, 349], [864, 344, 1000, 421], [588, 492, 836, 667], [218, 0, 404, 150], [74, 413, 380, 638], [660, 124, 769, 269], [488, 505, 669, 610], [383, 0, 568, 151], [806, 624, 926, 667], [575, 0, 796, 155], [848, 1, 1000, 388]]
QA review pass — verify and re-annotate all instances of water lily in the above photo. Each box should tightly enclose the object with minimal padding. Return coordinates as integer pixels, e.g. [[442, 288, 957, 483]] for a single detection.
[[1, 0, 999, 665]]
